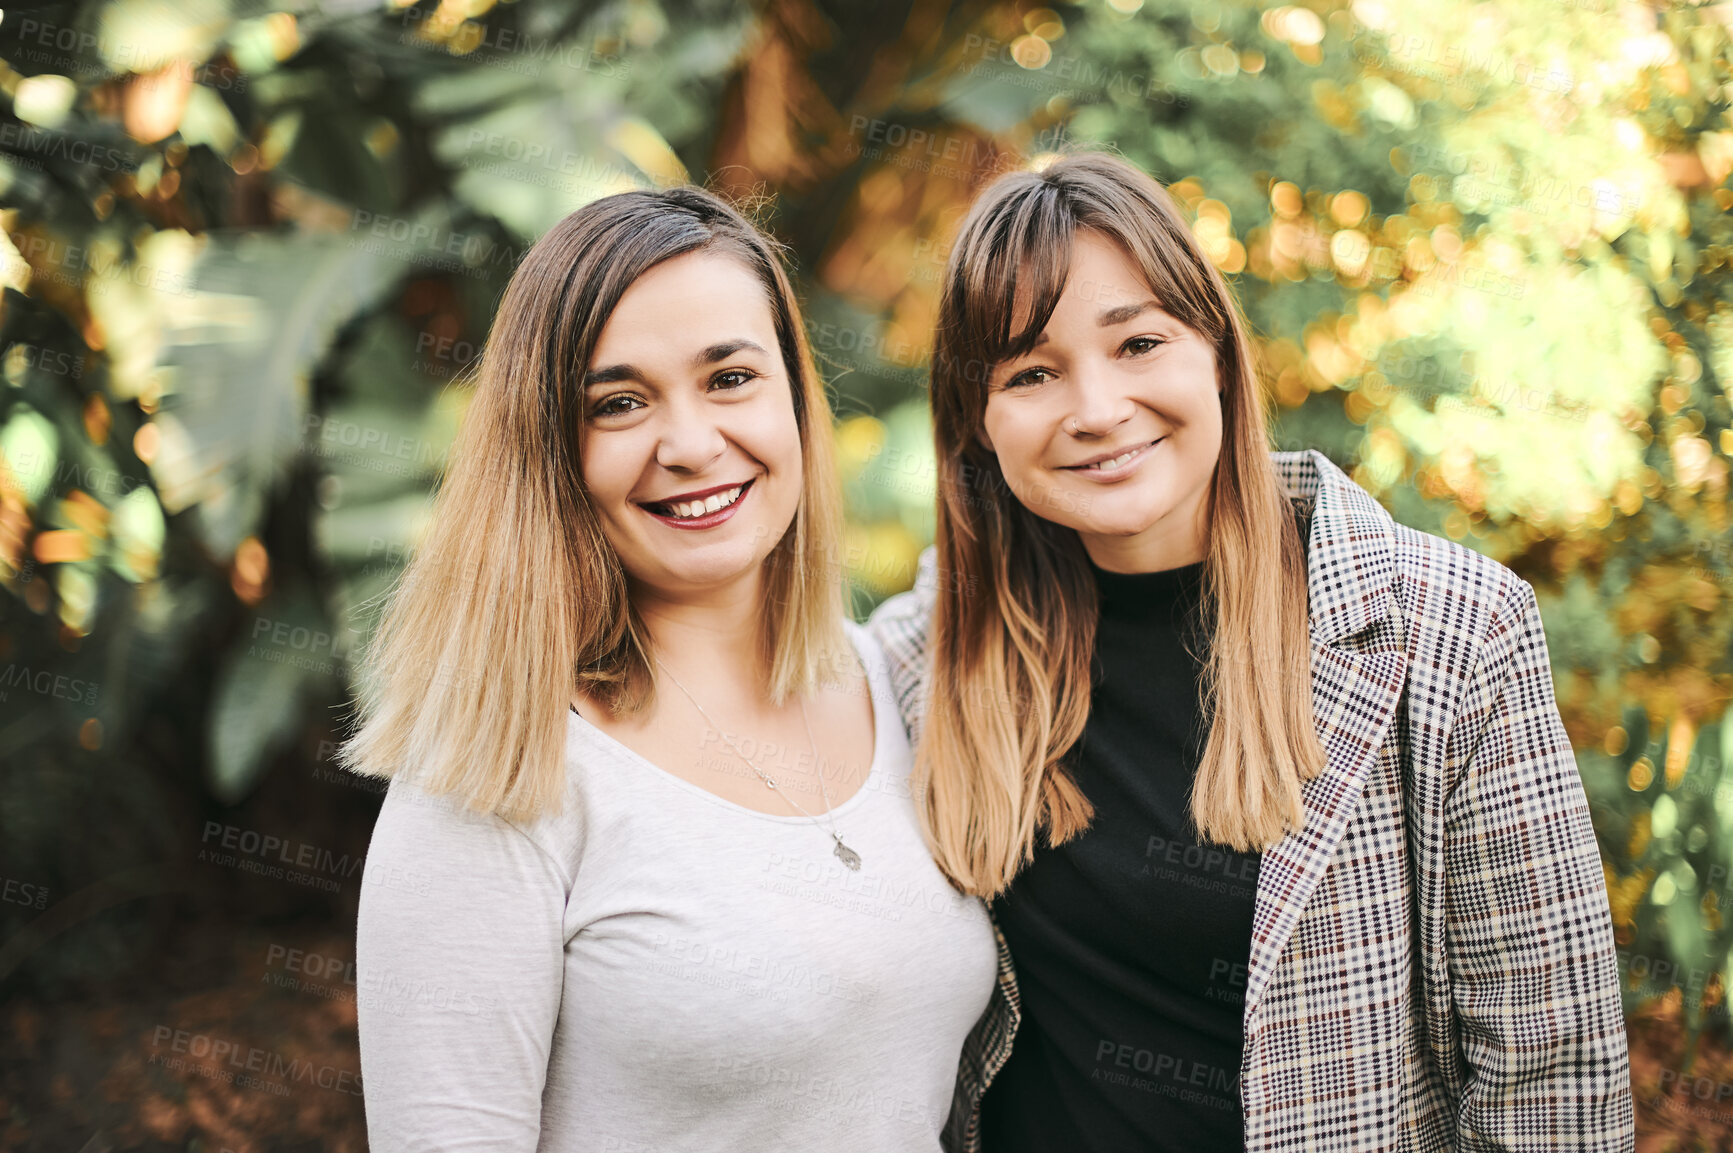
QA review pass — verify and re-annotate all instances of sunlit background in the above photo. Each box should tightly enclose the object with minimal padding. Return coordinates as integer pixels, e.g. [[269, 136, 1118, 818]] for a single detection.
[[0, 0, 1728, 1145]]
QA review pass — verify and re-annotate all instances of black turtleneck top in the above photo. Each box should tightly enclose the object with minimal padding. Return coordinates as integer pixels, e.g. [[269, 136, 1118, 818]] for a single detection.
[[978, 556, 1258, 1153]]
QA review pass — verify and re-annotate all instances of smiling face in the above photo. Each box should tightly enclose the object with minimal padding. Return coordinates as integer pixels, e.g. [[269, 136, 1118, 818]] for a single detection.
[[980, 228, 1224, 573], [578, 249, 803, 602]]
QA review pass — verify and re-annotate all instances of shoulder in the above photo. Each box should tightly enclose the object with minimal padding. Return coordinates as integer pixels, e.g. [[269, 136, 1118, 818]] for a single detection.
[[1389, 521, 1533, 638], [864, 550, 940, 739], [866, 550, 938, 654], [839, 616, 893, 699], [370, 741, 584, 893], [1285, 446, 1528, 649], [1384, 521, 1547, 720]]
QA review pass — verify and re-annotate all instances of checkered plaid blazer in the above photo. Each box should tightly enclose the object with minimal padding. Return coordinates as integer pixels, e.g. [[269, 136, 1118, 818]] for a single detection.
[[866, 448, 1633, 1152]]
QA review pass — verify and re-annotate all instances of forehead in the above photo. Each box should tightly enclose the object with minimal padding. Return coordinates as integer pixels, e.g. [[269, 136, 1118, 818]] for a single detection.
[[1056, 230, 1155, 306], [1006, 230, 1161, 331], [592, 252, 777, 355]]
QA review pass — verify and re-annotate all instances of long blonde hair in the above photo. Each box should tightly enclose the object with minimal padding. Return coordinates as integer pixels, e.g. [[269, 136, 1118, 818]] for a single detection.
[[339, 187, 848, 820], [921, 151, 1327, 897]]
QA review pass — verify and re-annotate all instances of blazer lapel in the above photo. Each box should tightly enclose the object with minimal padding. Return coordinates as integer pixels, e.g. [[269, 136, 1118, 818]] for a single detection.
[[1243, 640, 1408, 1018], [1243, 450, 1410, 1021]]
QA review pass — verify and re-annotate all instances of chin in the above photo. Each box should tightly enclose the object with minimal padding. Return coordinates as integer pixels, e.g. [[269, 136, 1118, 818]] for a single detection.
[[1075, 517, 1164, 540], [1050, 486, 1170, 536], [637, 535, 769, 585], [655, 556, 764, 590]]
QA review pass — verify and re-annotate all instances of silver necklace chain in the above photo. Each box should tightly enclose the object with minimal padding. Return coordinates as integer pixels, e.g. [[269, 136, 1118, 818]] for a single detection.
[[653, 657, 863, 870]]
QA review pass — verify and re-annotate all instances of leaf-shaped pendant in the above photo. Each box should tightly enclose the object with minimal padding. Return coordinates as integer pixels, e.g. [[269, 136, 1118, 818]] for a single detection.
[[833, 839, 862, 870]]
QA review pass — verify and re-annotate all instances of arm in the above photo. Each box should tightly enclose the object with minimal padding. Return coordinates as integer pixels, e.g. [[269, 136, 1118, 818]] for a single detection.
[[866, 545, 939, 744], [355, 780, 569, 1152], [1443, 578, 1633, 1151]]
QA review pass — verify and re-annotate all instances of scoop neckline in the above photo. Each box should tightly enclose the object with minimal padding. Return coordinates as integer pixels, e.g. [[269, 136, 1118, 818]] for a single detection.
[[565, 622, 887, 825]]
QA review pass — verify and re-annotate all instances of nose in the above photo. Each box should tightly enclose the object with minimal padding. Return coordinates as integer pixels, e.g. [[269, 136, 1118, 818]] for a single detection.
[[1066, 367, 1135, 437], [654, 395, 728, 472]]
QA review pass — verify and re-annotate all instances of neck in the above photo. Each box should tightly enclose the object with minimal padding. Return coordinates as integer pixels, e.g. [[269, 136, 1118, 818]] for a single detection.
[[1079, 507, 1209, 574], [632, 569, 769, 690], [1076, 474, 1213, 574]]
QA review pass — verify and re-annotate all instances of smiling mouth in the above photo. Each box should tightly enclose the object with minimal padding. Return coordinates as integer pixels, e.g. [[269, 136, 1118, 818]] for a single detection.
[[1063, 438, 1164, 473], [640, 478, 753, 520]]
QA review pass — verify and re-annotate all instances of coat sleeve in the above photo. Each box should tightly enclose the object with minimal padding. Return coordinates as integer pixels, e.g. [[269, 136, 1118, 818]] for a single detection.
[[1442, 577, 1633, 1151], [865, 545, 939, 745], [355, 779, 570, 1151]]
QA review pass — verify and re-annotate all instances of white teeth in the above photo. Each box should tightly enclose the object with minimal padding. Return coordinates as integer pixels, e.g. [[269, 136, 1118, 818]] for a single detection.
[[1087, 449, 1138, 471], [660, 485, 743, 519]]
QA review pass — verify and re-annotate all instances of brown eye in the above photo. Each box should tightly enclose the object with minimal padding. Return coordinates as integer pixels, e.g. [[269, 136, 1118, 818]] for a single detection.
[[591, 394, 644, 418], [711, 369, 758, 390], [1005, 367, 1054, 389]]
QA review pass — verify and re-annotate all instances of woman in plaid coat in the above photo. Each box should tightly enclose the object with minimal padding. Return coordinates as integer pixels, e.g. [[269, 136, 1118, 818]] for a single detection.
[[866, 152, 1632, 1151]]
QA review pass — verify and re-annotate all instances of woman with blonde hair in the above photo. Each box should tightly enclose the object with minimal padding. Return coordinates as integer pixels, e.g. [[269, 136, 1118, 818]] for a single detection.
[[344, 186, 997, 1152], [869, 151, 1631, 1151]]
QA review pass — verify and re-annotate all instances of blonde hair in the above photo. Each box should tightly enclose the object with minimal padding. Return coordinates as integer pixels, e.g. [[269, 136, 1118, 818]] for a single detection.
[[920, 151, 1328, 897], [339, 187, 848, 820]]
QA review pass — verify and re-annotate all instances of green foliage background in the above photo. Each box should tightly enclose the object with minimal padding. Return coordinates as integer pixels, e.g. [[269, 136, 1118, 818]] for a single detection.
[[2, 0, 1732, 1141]]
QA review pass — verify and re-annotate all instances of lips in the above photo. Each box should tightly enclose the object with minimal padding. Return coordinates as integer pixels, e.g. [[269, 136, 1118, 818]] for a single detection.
[[1063, 438, 1164, 472], [638, 478, 755, 528]]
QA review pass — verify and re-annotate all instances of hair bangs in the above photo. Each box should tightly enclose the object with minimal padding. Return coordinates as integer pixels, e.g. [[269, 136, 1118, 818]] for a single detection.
[[950, 180, 1077, 386]]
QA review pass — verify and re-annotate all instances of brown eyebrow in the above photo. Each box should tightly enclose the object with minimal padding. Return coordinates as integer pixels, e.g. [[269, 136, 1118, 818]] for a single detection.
[[695, 339, 770, 365], [585, 338, 771, 388], [584, 363, 643, 387], [1025, 300, 1164, 349], [1098, 300, 1160, 326]]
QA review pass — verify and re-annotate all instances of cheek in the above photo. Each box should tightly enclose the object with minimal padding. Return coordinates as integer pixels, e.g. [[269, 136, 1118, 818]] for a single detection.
[[980, 403, 1036, 474], [769, 415, 805, 492], [577, 432, 638, 513], [748, 388, 805, 480]]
